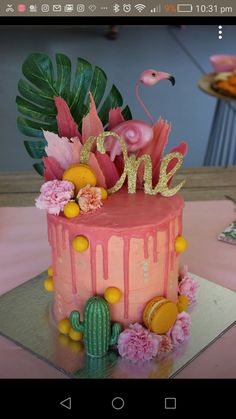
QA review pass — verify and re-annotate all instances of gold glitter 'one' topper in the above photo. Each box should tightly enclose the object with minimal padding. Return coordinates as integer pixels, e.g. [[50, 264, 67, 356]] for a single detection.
[[80, 131, 185, 196]]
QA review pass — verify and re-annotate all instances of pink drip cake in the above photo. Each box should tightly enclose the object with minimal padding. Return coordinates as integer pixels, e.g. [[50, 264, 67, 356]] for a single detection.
[[48, 190, 184, 325], [17, 52, 198, 361]]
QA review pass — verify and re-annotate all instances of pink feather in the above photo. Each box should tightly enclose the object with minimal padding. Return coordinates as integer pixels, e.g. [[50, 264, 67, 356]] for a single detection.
[[152, 120, 171, 184], [167, 142, 188, 186], [82, 93, 104, 144], [68, 135, 107, 188], [44, 130, 106, 186], [108, 108, 125, 129], [87, 152, 107, 188], [70, 136, 82, 164], [95, 152, 119, 189], [54, 96, 81, 140], [137, 118, 171, 186], [44, 131, 76, 170], [81, 93, 121, 188], [43, 156, 64, 181], [114, 155, 125, 177]]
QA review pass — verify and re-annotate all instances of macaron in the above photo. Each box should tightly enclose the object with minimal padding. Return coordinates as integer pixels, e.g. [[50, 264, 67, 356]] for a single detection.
[[143, 296, 178, 334]]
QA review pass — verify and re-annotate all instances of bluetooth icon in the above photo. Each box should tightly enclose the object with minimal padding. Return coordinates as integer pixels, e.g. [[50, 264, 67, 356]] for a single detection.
[[113, 4, 120, 12]]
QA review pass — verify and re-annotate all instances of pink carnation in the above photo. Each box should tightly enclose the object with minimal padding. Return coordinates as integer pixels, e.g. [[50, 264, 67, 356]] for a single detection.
[[168, 312, 191, 346], [77, 184, 102, 213], [117, 323, 160, 363], [158, 335, 173, 354], [179, 265, 198, 304], [35, 179, 74, 215]]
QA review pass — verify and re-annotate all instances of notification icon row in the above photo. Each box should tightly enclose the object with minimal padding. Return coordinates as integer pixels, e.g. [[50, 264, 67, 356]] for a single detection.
[[5, 4, 98, 13], [5, 3, 149, 14]]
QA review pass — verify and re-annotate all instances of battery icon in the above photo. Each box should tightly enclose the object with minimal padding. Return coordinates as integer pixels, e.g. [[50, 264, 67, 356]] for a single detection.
[[177, 4, 193, 12]]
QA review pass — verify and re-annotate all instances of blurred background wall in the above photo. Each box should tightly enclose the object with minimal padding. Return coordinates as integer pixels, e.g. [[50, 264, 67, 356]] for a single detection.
[[0, 24, 236, 171]]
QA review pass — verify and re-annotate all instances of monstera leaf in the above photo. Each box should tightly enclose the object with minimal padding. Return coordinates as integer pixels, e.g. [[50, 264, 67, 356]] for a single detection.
[[16, 53, 132, 176]]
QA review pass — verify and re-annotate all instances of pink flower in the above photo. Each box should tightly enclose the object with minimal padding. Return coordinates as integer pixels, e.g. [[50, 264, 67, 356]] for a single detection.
[[179, 265, 198, 304], [117, 323, 160, 363], [168, 312, 191, 346], [35, 179, 74, 215], [158, 335, 173, 354], [77, 184, 103, 213]]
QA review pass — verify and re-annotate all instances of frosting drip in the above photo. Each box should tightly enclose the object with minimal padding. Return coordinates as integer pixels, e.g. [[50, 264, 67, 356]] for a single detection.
[[152, 229, 158, 263], [90, 242, 97, 295], [170, 219, 176, 271], [102, 237, 109, 280], [123, 237, 130, 318], [163, 224, 170, 297], [70, 244, 77, 295]]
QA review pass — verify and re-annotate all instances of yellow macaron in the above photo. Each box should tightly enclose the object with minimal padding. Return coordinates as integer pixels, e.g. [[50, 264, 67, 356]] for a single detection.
[[143, 296, 178, 334]]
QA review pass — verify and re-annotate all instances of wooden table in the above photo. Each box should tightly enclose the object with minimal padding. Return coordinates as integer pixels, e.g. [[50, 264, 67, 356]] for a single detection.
[[1, 166, 236, 206]]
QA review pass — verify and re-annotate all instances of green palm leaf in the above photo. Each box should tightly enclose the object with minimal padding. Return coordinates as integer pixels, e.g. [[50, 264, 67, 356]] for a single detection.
[[16, 52, 132, 176]]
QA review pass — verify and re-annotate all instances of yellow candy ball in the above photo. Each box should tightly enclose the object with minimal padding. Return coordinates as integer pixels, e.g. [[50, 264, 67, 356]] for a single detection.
[[44, 277, 54, 292], [57, 319, 71, 335], [58, 334, 70, 347], [104, 287, 122, 304], [72, 235, 89, 252], [63, 201, 80, 218], [69, 328, 83, 342], [63, 164, 97, 195], [99, 187, 108, 200], [177, 295, 189, 313], [69, 340, 84, 353], [175, 236, 188, 253], [47, 266, 53, 277]]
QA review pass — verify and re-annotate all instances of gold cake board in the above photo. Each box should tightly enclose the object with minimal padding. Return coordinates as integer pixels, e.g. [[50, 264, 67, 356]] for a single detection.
[[0, 272, 235, 378]]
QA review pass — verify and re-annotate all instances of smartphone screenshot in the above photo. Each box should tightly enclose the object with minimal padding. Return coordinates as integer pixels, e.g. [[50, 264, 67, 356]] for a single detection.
[[0, 1, 235, 415]]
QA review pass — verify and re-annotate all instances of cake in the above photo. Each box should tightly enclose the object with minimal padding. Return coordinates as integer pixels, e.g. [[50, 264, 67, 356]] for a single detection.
[[48, 190, 184, 325], [17, 53, 198, 361]]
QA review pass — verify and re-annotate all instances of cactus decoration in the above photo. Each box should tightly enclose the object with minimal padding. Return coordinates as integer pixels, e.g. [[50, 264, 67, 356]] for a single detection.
[[69, 296, 121, 358]]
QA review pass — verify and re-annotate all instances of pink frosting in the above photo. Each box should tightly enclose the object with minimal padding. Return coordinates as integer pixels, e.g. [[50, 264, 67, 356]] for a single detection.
[[48, 190, 184, 324], [117, 323, 160, 362], [35, 180, 74, 215], [56, 189, 184, 229], [179, 265, 198, 303], [168, 311, 191, 346]]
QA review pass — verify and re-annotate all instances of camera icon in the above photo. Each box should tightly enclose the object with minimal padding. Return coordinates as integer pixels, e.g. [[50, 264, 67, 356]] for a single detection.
[[41, 4, 49, 12], [77, 4, 85, 12], [123, 4, 131, 13]]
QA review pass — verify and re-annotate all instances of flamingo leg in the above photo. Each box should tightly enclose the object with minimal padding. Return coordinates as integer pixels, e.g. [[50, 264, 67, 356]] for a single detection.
[[135, 80, 155, 127]]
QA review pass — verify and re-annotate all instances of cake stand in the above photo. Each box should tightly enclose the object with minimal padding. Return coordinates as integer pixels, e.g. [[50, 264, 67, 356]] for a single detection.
[[0, 272, 235, 378]]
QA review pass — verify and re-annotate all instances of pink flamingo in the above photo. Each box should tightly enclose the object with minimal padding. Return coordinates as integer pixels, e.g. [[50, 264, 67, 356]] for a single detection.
[[106, 69, 175, 161]]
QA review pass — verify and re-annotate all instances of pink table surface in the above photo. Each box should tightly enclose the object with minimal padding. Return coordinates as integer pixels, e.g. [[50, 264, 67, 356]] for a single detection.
[[0, 201, 236, 378]]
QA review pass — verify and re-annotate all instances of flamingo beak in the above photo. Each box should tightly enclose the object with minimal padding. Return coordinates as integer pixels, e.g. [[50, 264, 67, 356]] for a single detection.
[[155, 71, 176, 86], [168, 75, 175, 86]]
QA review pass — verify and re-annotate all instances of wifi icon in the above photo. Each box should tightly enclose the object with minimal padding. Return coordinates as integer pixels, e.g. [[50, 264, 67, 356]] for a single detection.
[[135, 4, 146, 13]]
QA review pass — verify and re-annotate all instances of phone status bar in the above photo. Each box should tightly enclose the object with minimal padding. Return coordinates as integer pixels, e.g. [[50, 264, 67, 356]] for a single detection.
[[1, 2, 236, 17]]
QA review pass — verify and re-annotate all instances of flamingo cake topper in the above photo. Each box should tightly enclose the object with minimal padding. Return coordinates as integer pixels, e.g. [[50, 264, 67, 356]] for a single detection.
[[80, 69, 185, 197], [106, 69, 175, 161], [17, 53, 187, 203]]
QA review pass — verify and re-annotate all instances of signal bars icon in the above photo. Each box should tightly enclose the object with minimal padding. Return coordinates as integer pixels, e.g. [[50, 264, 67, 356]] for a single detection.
[[151, 4, 161, 13]]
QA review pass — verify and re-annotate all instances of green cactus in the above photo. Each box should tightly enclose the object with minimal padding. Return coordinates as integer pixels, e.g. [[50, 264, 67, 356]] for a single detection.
[[69, 296, 121, 358]]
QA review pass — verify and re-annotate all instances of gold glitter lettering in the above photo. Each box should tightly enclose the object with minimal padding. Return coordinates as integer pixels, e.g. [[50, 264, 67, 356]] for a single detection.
[[80, 132, 185, 196]]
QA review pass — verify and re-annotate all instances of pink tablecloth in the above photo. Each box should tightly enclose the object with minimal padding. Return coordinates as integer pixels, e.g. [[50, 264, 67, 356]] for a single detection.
[[0, 201, 236, 378]]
